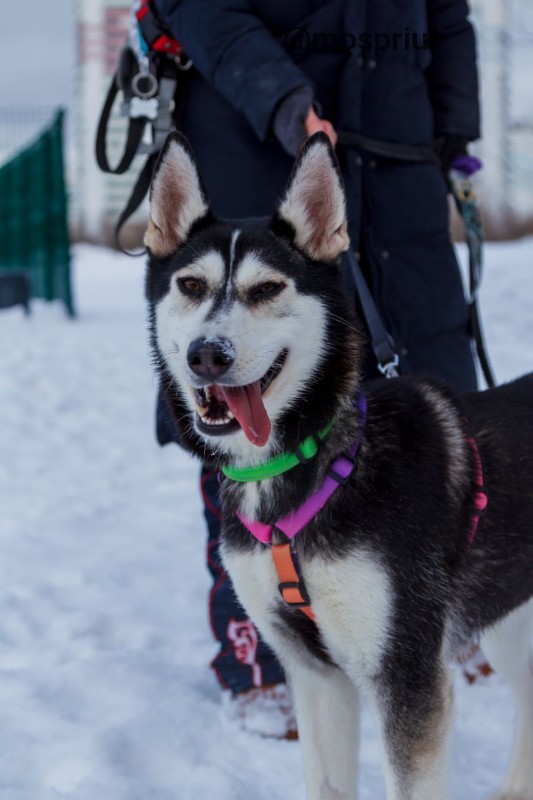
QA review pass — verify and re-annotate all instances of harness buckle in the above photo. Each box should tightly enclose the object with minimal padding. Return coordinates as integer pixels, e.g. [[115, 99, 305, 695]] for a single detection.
[[326, 452, 355, 485], [473, 487, 489, 517], [294, 435, 321, 465], [278, 580, 312, 608]]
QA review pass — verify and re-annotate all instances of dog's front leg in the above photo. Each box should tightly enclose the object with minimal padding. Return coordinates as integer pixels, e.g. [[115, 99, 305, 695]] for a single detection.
[[368, 661, 454, 800], [284, 661, 360, 800], [482, 600, 533, 800]]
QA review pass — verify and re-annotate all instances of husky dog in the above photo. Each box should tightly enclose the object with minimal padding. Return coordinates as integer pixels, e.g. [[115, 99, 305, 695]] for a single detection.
[[145, 131, 533, 800]]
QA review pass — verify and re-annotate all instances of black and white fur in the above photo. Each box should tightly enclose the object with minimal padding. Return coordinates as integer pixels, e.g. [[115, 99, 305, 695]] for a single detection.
[[145, 132, 533, 800]]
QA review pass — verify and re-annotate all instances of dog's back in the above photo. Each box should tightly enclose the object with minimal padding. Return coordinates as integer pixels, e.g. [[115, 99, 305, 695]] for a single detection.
[[456, 374, 533, 635]]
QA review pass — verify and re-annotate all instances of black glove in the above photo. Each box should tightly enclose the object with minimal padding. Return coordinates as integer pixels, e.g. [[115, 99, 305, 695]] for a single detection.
[[434, 135, 469, 176], [272, 85, 315, 157]]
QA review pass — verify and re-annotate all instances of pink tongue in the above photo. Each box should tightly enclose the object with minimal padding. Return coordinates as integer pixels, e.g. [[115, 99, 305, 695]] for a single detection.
[[216, 382, 271, 447]]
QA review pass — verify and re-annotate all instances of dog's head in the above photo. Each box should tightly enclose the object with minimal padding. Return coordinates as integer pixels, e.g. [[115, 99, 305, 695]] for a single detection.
[[145, 132, 363, 463]]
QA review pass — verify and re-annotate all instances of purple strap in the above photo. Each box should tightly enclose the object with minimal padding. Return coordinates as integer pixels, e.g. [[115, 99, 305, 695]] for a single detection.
[[238, 396, 367, 544]]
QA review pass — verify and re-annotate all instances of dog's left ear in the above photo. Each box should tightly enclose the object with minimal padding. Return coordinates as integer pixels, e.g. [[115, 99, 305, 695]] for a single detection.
[[144, 132, 210, 257], [275, 132, 350, 262]]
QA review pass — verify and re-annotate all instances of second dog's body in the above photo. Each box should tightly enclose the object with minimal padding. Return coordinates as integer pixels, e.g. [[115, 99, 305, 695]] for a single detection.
[[145, 132, 533, 800]]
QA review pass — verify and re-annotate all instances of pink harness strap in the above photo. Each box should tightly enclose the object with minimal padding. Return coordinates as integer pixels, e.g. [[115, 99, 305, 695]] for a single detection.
[[237, 446, 358, 544], [467, 436, 488, 545]]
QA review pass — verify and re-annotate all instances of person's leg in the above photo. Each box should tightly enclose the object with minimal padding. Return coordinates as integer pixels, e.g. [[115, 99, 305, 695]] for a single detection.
[[156, 391, 288, 705], [201, 466, 296, 737], [373, 234, 478, 394], [201, 465, 285, 693]]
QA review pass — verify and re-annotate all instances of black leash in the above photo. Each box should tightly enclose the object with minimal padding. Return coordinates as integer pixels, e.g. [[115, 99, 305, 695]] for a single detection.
[[470, 301, 495, 388], [338, 130, 496, 387], [114, 152, 159, 256], [448, 170, 496, 388], [345, 249, 400, 378], [95, 41, 184, 253], [95, 73, 149, 176], [338, 132, 426, 380]]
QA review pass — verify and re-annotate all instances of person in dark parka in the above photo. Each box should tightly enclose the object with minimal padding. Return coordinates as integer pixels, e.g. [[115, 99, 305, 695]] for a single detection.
[[154, 0, 481, 732]]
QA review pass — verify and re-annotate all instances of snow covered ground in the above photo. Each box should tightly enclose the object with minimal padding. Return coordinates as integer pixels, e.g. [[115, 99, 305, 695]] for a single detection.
[[1, 240, 532, 800]]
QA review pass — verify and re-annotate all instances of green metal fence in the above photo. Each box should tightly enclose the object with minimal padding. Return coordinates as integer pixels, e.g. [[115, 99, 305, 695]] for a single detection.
[[0, 109, 74, 315]]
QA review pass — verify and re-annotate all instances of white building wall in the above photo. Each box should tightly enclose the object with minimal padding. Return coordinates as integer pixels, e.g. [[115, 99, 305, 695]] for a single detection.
[[471, 0, 533, 217], [508, 0, 533, 215], [470, 0, 511, 213], [75, 0, 142, 241]]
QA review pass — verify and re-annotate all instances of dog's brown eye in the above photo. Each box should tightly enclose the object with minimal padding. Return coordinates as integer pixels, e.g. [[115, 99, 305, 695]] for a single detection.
[[251, 282, 285, 301], [178, 277, 205, 297]]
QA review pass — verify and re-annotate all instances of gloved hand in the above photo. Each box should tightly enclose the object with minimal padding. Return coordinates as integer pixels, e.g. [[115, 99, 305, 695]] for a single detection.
[[449, 154, 483, 177], [434, 135, 482, 178], [272, 86, 314, 157], [273, 87, 336, 156]]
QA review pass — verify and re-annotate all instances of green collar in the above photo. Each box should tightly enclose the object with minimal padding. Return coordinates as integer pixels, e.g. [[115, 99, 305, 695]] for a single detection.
[[221, 419, 335, 482]]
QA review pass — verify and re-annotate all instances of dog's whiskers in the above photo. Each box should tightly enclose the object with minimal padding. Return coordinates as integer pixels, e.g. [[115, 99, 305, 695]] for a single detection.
[[159, 348, 180, 360], [181, 240, 205, 261], [327, 311, 368, 338]]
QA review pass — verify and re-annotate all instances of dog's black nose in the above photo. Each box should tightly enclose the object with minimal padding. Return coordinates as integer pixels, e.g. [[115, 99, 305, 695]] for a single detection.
[[187, 338, 235, 379]]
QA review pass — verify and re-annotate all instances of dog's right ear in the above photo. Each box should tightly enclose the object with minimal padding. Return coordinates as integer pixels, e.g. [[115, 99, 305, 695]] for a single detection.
[[144, 132, 210, 257]]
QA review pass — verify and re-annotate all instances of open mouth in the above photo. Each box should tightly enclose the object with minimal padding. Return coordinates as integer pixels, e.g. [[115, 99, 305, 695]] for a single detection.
[[194, 350, 288, 447]]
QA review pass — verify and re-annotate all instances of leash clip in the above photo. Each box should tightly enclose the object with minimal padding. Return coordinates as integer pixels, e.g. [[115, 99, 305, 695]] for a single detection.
[[378, 353, 400, 379], [131, 71, 159, 100]]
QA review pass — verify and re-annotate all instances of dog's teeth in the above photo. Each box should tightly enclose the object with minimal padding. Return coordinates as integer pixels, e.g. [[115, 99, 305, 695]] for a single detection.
[[197, 405, 208, 418], [226, 410, 234, 420], [203, 415, 233, 426]]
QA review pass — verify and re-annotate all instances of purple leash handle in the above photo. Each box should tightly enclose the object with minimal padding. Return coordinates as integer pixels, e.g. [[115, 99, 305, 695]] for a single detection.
[[451, 155, 482, 177]]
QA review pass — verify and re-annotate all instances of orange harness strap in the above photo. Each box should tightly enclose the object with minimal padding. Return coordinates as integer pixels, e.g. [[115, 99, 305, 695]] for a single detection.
[[233, 397, 368, 625], [271, 543, 316, 622]]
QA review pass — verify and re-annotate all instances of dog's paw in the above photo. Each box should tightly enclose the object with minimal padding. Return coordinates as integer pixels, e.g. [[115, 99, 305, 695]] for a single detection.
[[222, 683, 298, 740]]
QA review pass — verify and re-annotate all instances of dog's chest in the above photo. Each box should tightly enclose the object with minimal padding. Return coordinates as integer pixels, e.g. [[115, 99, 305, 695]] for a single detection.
[[221, 543, 393, 678]]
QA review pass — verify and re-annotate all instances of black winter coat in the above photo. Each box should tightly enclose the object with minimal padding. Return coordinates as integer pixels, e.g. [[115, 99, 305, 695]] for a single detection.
[[155, 0, 480, 392]]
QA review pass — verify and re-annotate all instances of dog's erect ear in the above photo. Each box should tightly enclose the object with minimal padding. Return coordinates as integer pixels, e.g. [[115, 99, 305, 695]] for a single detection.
[[144, 132, 210, 257], [276, 132, 350, 262]]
